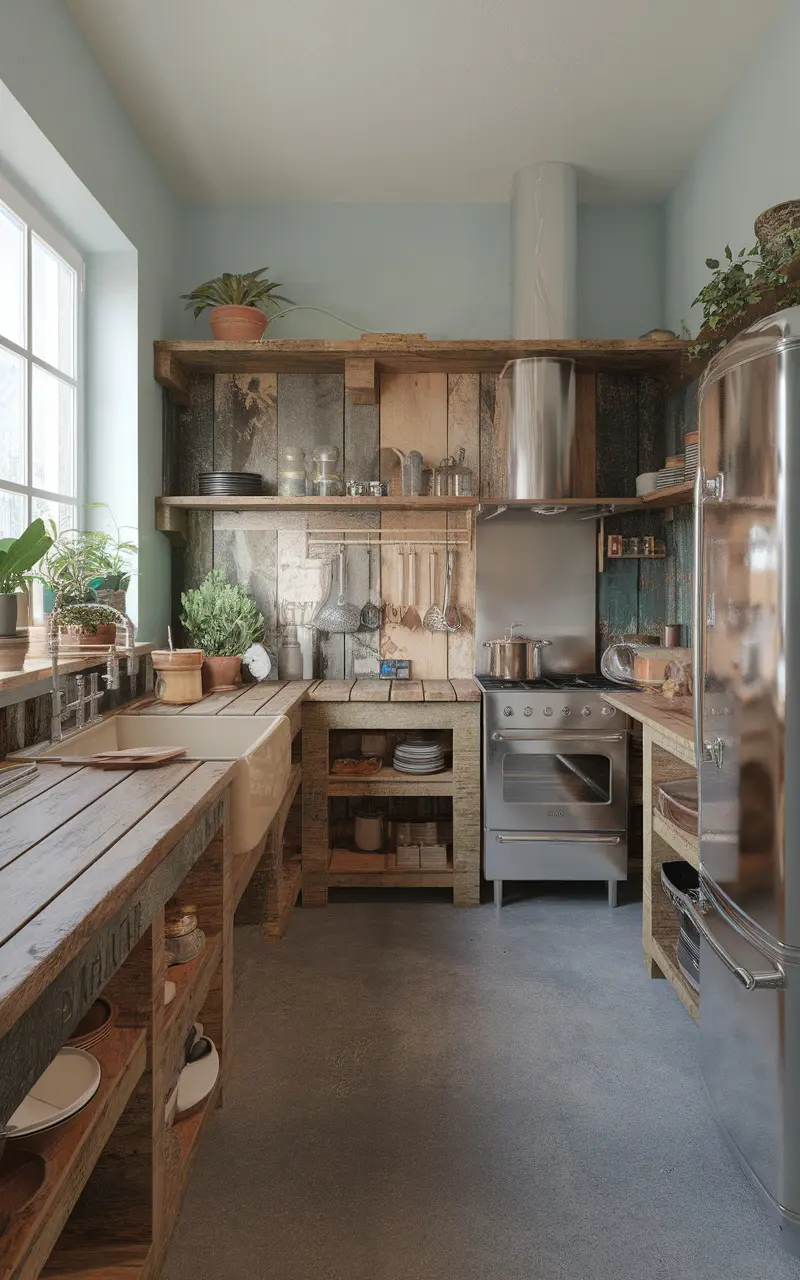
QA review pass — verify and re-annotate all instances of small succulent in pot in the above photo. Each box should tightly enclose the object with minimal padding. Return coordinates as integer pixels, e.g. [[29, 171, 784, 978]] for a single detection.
[[180, 569, 266, 691], [0, 518, 54, 639], [181, 268, 294, 340]]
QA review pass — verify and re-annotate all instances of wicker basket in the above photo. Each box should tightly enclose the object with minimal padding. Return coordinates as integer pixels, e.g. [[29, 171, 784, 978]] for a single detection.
[[754, 200, 800, 249]]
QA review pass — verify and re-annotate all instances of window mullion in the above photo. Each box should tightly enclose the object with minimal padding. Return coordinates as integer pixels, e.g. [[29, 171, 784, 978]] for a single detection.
[[25, 223, 32, 526]]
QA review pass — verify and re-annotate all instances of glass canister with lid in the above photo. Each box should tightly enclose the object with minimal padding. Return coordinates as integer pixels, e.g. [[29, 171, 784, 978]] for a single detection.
[[278, 446, 308, 497], [312, 445, 343, 496]]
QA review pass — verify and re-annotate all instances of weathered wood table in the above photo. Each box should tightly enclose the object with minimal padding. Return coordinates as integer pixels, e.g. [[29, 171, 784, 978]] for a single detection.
[[302, 678, 482, 907], [0, 756, 235, 1279]]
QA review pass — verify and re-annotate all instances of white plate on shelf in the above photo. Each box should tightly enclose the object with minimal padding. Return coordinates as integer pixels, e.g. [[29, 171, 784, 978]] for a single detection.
[[7, 1048, 101, 1139]]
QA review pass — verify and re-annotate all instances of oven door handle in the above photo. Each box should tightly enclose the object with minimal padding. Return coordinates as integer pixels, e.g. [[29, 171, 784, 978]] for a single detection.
[[490, 731, 625, 743], [495, 833, 622, 844]]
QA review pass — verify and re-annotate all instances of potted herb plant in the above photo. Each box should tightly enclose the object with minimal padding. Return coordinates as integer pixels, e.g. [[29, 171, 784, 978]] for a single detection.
[[81, 506, 137, 616], [180, 568, 265, 691], [39, 531, 119, 647], [0, 518, 53, 670], [181, 268, 293, 340]]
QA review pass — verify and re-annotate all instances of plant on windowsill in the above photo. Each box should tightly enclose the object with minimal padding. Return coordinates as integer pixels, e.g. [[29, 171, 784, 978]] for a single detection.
[[39, 530, 119, 648], [688, 234, 800, 361], [181, 268, 294, 341], [80, 505, 138, 616], [0, 518, 54, 671], [180, 568, 266, 691]]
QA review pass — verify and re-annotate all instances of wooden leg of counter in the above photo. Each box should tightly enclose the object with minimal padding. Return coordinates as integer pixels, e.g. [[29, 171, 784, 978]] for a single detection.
[[302, 726, 330, 908], [452, 715, 481, 907]]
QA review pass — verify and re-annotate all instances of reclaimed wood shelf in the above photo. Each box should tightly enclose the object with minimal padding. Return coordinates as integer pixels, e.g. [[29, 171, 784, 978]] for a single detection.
[[652, 809, 699, 871], [639, 481, 694, 509], [649, 931, 700, 1023], [164, 933, 222, 1076], [0, 1026, 146, 1280], [327, 767, 454, 795], [165, 1074, 223, 1219], [327, 849, 453, 889], [155, 335, 691, 404], [157, 494, 477, 511]]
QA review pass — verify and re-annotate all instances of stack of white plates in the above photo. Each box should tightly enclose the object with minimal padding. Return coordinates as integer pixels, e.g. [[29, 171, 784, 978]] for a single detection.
[[393, 739, 445, 774], [655, 464, 684, 489]]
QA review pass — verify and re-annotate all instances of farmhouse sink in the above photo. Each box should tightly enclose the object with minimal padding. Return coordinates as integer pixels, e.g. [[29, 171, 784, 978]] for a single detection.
[[31, 715, 291, 855]]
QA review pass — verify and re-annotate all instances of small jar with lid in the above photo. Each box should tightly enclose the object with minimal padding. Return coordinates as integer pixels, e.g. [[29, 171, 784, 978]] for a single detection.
[[312, 446, 343, 496], [278, 447, 308, 497]]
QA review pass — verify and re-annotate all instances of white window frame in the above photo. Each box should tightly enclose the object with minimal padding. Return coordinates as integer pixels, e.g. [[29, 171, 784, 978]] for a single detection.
[[0, 171, 84, 532]]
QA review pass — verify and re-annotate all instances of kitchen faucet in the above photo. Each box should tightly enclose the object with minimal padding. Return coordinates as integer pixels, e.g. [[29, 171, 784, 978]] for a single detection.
[[48, 602, 138, 742]]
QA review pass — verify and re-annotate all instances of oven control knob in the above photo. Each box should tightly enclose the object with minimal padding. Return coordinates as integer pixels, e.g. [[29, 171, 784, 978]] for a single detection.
[[524, 706, 533, 717], [503, 706, 514, 717], [561, 706, 572, 717], [601, 706, 616, 717], [544, 706, 553, 717], [581, 706, 591, 717]]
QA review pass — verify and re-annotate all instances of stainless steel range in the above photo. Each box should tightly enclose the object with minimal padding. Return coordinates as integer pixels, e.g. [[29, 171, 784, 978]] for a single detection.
[[479, 675, 629, 907]]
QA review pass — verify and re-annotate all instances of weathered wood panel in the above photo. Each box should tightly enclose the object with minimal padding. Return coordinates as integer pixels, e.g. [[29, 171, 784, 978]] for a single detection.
[[213, 372, 277, 487], [446, 373, 479, 678]]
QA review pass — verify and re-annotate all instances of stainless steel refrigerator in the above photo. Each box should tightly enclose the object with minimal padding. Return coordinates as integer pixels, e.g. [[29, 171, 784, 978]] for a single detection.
[[689, 308, 800, 1254]]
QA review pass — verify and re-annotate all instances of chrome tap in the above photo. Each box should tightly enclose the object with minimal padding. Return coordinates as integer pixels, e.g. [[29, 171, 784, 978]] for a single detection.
[[48, 602, 138, 742]]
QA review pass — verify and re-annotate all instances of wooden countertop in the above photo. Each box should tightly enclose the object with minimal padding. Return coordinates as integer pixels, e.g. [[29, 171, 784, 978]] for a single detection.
[[306, 678, 480, 703], [129, 677, 480, 714], [0, 756, 234, 1044], [0, 641, 156, 699], [602, 689, 694, 751]]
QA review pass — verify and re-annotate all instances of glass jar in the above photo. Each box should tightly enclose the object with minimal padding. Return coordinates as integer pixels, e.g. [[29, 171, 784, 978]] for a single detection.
[[278, 446, 307, 497], [312, 446, 343, 497]]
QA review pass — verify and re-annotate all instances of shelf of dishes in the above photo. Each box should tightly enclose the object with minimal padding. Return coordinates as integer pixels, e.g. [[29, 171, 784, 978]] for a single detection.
[[329, 795, 453, 867], [329, 730, 452, 779], [0, 1022, 146, 1279]]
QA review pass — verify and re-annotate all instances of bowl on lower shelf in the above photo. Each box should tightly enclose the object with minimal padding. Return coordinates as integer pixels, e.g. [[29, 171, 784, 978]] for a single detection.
[[0, 1146, 47, 1235], [657, 779, 698, 835]]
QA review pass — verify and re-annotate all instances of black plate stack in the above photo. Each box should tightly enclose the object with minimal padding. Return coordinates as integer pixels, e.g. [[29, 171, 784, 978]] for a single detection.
[[198, 472, 262, 496]]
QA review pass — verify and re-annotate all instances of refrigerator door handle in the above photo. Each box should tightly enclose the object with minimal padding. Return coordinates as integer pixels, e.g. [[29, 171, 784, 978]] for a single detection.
[[684, 895, 786, 991], [692, 465, 705, 774]]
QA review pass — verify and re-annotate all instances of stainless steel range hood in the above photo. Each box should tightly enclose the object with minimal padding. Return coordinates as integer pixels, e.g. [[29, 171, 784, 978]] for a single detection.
[[497, 357, 576, 500], [501, 162, 578, 500]]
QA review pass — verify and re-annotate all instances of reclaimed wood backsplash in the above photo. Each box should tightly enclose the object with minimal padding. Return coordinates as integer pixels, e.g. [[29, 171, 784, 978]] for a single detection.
[[164, 368, 695, 677]]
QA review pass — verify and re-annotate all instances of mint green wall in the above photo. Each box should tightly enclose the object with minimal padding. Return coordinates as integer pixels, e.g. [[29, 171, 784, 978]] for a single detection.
[[577, 204, 665, 337], [174, 203, 511, 339], [666, 1, 800, 332], [174, 201, 665, 341], [0, 0, 177, 642]]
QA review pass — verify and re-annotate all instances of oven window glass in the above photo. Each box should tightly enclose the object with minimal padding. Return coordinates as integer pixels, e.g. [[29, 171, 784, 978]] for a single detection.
[[502, 753, 611, 805]]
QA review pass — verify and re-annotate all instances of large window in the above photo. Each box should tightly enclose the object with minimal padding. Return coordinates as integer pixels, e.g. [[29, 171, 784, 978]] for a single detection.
[[0, 174, 82, 540]]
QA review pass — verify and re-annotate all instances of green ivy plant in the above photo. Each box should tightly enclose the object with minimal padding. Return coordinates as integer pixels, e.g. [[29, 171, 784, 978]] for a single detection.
[[180, 569, 265, 657], [690, 237, 800, 358], [181, 269, 294, 319]]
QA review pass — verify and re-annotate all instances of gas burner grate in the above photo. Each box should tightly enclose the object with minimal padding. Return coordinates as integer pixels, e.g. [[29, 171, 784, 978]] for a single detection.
[[477, 674, 618, 693]]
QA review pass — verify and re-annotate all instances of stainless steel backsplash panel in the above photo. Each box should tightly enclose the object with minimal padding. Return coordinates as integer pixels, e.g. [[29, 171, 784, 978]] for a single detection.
[[475, 511, 596, 675]]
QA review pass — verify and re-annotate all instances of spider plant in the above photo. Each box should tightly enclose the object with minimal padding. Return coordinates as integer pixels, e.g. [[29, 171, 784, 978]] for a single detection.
[[181, 268, 294, 318]]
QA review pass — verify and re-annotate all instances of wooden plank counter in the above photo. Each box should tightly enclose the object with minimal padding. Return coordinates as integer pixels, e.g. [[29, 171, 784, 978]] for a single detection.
[[0, 757, 235, 1279], [603, 689, 699, 1022]]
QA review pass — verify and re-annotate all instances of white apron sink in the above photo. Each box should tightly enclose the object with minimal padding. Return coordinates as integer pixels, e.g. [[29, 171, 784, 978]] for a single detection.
[[32, 715, 291, 856]]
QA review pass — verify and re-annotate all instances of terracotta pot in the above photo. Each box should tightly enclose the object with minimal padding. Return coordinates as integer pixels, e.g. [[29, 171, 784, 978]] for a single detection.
[[202, 655, 242, 692], [75, 623, 117, 648], [0, 632, 29, 672], [208, 306, 268, 341], [755, 200, 800, 250]]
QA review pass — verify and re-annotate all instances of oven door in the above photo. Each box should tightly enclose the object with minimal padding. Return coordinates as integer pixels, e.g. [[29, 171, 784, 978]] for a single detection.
[[483, 728, 628, 833]]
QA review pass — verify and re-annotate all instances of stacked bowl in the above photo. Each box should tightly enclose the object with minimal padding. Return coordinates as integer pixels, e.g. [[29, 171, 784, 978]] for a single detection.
[[198, 471, 262, 496], [393, 738, 445, 775]]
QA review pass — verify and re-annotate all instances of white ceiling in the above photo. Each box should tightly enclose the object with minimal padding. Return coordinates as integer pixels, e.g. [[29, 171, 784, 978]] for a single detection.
[[67, 0, 782, 203]]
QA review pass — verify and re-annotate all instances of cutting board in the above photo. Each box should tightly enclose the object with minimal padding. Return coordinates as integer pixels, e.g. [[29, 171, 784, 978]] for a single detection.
[[52, 747, 189, 770]]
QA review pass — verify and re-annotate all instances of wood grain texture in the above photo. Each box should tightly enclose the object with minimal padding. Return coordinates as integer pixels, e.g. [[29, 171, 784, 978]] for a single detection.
[[350, 679, 391, 701], [423, 680, 456, 702], [379, 373, 448, 677], [449, 678, 481, 702], [155, 337, 690, 393], [344, 399, 380, 484], [213, 372, 277, 487], [390, 680, 425, 701], [344, 357, 378, 404], [307, 680, 356, 701], [446, 373, 479, 677], [573, 371, 597, 498]]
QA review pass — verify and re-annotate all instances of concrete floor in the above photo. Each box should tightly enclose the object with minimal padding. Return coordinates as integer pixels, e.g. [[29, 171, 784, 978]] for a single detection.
[[163, 888, 800, 1279]]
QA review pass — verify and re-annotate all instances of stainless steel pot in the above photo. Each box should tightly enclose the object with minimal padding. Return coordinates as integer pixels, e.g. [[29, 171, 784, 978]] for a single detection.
[[483, 633, 551, 680]]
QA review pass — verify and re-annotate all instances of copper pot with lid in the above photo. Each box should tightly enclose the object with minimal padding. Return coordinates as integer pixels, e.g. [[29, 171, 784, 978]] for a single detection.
[[483, 624, 552, 680]]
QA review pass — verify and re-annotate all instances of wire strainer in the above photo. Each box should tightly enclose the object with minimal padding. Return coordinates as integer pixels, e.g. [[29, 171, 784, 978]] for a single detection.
[[312, 545, 361, 634]]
